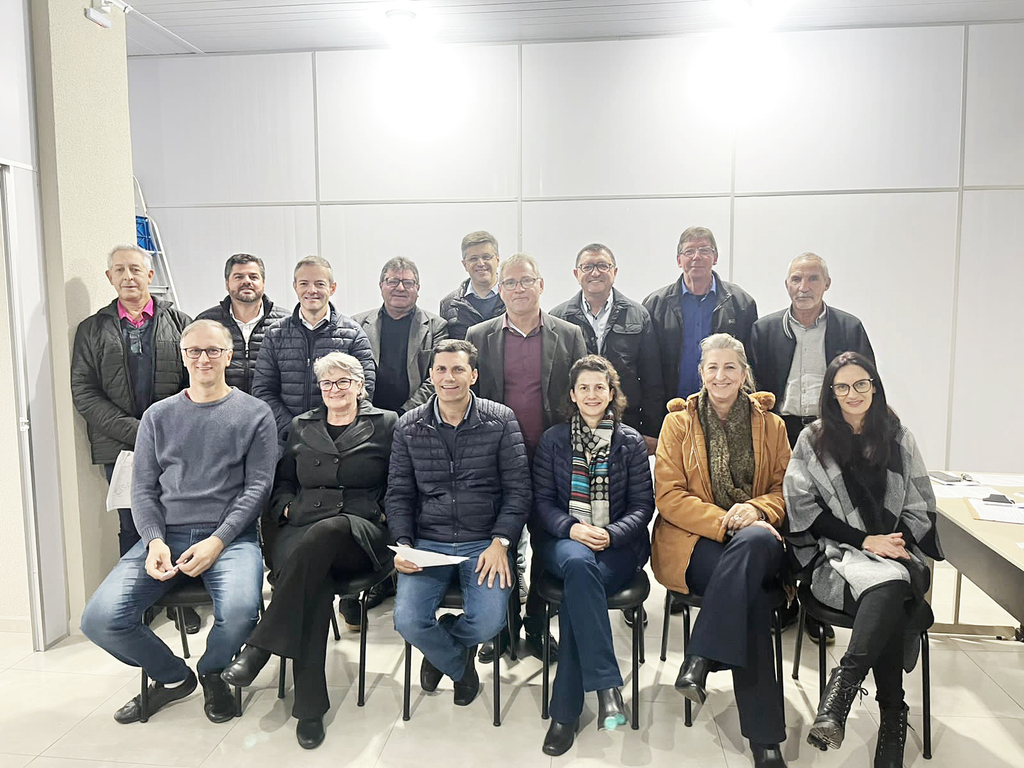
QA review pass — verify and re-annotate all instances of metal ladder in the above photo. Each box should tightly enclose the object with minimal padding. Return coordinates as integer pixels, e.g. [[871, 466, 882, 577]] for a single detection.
[[133, 176, 179, 306]]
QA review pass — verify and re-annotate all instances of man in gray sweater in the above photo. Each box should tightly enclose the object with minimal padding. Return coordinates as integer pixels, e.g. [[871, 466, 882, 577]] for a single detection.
[[82, 319, 277, 725]]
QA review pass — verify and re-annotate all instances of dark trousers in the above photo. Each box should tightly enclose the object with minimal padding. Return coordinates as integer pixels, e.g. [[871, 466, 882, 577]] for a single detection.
[[840, 581, 915, 709], [247, 516, 372, 720], [686, 526, 786, 745], [538, 539, 638, 723], [104, 463, 140, 556]]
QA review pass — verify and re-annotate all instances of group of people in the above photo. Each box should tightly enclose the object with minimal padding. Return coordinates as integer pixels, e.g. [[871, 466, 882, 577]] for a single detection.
[[70, 226, 942, 767]]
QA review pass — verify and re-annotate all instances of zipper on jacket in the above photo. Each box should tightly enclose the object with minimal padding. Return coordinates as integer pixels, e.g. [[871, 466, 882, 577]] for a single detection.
[[113, 315, 138, 415]]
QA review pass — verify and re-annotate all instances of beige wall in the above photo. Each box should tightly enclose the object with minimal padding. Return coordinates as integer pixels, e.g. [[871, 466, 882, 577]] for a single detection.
[[32, 0, 137, 629]]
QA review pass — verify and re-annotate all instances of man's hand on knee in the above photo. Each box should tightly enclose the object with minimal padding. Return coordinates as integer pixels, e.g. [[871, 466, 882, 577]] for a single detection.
[[178, 536, 225, 577], [475, 539, 511, 588], [145, 539, 176, 581]]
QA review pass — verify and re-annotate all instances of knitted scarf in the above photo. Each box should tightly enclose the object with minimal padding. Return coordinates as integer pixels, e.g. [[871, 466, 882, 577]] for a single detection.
[[568, 410, 613, 527], [698, 390, 755, 510]]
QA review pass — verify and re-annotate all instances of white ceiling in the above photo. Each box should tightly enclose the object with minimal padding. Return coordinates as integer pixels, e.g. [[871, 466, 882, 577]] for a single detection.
[[124, 0, 1024, 56]]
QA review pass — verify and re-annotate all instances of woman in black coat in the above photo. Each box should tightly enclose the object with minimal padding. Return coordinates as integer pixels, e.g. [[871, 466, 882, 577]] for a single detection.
[[531, 355, 654, 756], [222, 351, 396, 749]]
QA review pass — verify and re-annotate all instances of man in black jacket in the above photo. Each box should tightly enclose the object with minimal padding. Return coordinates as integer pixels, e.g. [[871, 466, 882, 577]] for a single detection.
[[71, 245, 191, 556], [196, 254, 288, 394], [439, 230, 506, 340], [643, 226, 758, 420], [749, 252, 875, 448], [252, 255, 376, 442], [550, 243, 665, 451], [388, 339, 530, 708]]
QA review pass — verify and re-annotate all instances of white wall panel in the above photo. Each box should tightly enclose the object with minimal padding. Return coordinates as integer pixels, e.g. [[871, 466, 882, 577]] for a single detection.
[[319, 202, 518, 316], [949, 191, 1024, 472], [964, 23, 1024, 186], [0, 0, 35, 167], [316, 47, 519, 202], [147, 205, 318, 317], [522, 38, 733, 198], [732, 192, 959, 466], [735, 27, 964, 193], [129, 54, 316, 206], [521, 198, 732, 309]]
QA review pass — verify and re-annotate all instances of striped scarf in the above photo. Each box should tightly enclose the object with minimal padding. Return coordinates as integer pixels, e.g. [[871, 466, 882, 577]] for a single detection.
[[568, 410, 613, 527]]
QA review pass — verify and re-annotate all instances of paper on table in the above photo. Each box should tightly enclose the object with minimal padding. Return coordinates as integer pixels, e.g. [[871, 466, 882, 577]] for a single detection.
[[968, 498, 1024, 525], [967, 473, 1024, 488], [388, 545, 468, 567], [930, 484, 999, 499]]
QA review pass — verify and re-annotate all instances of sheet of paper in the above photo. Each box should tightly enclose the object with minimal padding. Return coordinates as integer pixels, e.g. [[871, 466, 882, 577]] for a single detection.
[[105, 450, 134, 511], [968, 498, 1024, 525], [388, 545, 468, 567], [967, 473, 1024, 488], [930, 483, 999, 499]]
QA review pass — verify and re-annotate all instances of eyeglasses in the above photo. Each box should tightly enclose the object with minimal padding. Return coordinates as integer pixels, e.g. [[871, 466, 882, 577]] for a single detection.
[[463, 254, 496, 265], [318, 378, 355, 391], [577, 262, 614, 274], [678, 246, 716, 259], [499, 276, 539, 290], [182, 347, 229, 359], [832, 378, 873, 397], [383, 278, 418, 290]]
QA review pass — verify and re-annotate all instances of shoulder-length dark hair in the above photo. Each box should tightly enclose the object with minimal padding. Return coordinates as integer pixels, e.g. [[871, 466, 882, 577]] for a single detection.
[[561, 355, 628, 423], [811, 351, 899, 467]]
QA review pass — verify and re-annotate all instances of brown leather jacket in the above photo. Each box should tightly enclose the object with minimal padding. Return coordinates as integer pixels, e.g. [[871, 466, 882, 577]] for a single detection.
[[651, 391, 791, 594]]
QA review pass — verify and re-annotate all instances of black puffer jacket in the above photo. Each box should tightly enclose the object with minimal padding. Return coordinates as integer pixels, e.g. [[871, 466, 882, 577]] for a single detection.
[[549, 289, 666, 437], [251, 304, 377, 439], [438, 278, 505, 340], [195, 295, 288, 394], [70, 297, 191, 465], [385, 394, 531, 546]]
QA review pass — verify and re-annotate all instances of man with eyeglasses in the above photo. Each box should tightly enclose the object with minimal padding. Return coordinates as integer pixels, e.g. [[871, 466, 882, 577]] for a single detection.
[[252, 255, 376, 443], [550, 243, 665, 453], [196, 253, 288, 394], [440, 231, 507, 340], [467, 253, 587, 662], [71, 245, 191, 559], [82, 319, 277, 725], [643, 226, 758, 415], [353, 257, 448, 415]]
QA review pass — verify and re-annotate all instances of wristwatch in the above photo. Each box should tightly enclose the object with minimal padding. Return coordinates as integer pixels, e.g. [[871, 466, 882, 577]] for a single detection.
[[493, 536, 511, 548]]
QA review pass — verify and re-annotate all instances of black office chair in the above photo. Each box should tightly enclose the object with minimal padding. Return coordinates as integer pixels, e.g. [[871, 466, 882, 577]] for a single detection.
[[140, 580, 243, 723], [660, 589, 786, 727], [277, 561, 396, 707], [402, 581, 518, 726], [536, 570, 650, 729], [792, 584, 933, 759]]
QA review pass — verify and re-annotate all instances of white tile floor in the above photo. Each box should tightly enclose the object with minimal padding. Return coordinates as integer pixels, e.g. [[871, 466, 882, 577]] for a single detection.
[[0, 560, 1022, 768]]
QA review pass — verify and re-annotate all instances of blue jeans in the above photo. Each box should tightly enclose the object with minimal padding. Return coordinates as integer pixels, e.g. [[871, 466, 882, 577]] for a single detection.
[[81, 524, 263, 682], [393, 539, 512, 680], [539, 538, 638, 723]]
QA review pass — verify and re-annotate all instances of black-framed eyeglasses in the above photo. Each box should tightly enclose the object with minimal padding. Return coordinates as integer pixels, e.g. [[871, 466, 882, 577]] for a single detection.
[[318, 378, 354, 391], [678, 246, 716, 259], [499, 276, 539, 290], [832, 378, 873, 397], [182, 347, 229, 359], [383, 278, 418, 290], [578, 262, 614, 274]]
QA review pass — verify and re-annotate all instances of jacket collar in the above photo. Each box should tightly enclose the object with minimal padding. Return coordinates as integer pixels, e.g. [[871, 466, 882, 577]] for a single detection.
[[100, 295, 171, 319], [291, 302, 337, 329], [219, 294, 276, 316], [420, 392, 480, 430], [296, 399, 384, 454]]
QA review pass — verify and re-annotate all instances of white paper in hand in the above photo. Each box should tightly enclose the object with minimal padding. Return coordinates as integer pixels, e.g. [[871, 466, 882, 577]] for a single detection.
[[105, 450, 134, 511], [388, 545, 468, 568]]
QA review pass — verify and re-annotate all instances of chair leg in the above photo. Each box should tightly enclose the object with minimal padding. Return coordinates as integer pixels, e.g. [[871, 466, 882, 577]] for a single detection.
[[922, 630, 932, 759], [140, 670, 150, 723], [507, 594, 518, 661], [638, 607, 645, 666], [278, 657, 286, 699], [330, 608, 341, 642], [357, 590, 369, 706], [493, 631, 501, 727], [631, 601, 640, 730], [541, 601, 551, 720], [792, 602, 805, 680], [235, 683, 242, 717], [773, 608, 784, 714], [402, 641, 412, 721], [683, 606, 692, 727], [176, 607, 190, 659], [817, 621, 827, 697], [660, 591, 672, 662]]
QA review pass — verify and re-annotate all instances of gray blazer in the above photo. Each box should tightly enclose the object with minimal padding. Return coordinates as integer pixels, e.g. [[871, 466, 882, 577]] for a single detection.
[[466, 311, 588, 429], [352, 305, 449, 414]]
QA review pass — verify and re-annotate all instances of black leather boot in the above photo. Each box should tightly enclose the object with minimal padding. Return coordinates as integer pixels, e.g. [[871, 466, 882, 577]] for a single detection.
[[542, 718, 578, 756], [874, 703, 909, 768], [221, 645, 271, 688], [674, 655, 711, 717], [596, 687, 627, 731], [807, 666, 867, 751], [750, 742, 787, 767]]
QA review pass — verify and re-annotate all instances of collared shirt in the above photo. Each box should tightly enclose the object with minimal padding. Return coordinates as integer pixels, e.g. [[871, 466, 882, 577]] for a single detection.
[[464, 282, 502, 319], [580, 292, 613, 353], [432, 394, 474, 457], [502, 313, 544, 456], [117, 297, 155, 329], [677, 276, 718, 398], [230, 303, 265, 345], [300, 310, 330, 331], [780, 305, 828, 417]]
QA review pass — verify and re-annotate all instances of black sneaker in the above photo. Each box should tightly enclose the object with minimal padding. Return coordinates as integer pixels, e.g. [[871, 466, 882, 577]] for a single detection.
[[338, 597, 361, 631], [168, 606, 201, 635], [113, 668, 197, 723], [622, 607, 648, 629], [199, 671, 236, 723], [806, 615, 836, 645], [453, 646, 480, 706]]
